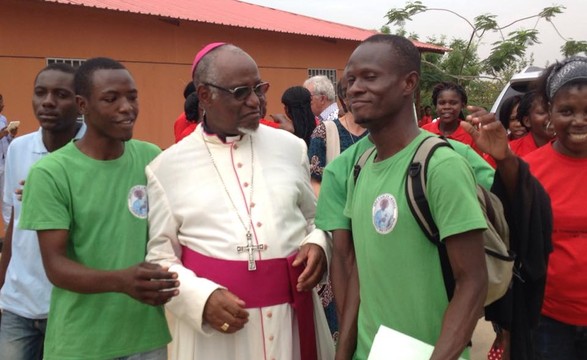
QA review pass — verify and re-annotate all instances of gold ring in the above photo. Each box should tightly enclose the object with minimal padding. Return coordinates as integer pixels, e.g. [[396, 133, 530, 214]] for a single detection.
[[221, 322, 230, 332]]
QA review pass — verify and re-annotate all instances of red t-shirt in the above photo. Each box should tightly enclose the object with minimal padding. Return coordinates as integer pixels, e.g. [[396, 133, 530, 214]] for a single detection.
[[509, 134, 538, 158], [177, 122, 198, 142], [422, 121, 482, 155], [173, 112, 191, 143], [419, 115, 433, 127], [259, 118, 281, 129], [524, 143, 587, 325]]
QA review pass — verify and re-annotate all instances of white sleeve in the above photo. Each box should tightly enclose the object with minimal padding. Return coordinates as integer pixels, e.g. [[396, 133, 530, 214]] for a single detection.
[[145, 164, 223, 336]]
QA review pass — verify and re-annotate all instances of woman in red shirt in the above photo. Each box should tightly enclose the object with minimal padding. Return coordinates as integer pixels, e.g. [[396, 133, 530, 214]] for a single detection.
[[525, 57, 587, 360], [498, 95, 527, 140], [422, 81, 481, 154], [418, 105, 433, 127], [509, 91, 555, 157], [469, 56, 587, 360]]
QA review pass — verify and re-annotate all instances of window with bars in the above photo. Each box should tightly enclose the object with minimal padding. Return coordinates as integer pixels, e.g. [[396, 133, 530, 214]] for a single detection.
[[308, 68, 337, 94], [46, 58, 86, 68]]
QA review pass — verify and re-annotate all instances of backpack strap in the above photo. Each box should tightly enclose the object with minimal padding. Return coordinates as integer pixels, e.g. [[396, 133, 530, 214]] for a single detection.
[[353, 146, 376, 184], [323, 120, 341, 165], [405, 136, 455, 300], [406, 136, 452, 243]]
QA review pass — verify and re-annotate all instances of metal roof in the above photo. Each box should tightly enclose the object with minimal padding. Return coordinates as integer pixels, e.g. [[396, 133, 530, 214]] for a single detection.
[[42, 0, 449, 53]]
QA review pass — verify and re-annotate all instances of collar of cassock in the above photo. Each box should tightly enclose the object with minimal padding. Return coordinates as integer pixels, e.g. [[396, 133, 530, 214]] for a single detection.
[[202, 120, 245, 144]]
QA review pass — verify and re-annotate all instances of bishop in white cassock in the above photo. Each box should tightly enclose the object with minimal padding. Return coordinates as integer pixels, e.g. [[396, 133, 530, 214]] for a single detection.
[[145, 43, 335, 360]]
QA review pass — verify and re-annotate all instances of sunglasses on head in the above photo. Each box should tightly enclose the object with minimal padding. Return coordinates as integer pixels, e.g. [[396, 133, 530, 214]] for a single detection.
[[204, 82, 270, 101]]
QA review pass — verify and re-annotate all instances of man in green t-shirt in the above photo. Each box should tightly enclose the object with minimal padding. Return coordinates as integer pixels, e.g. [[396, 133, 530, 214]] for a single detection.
[[19, 58, 178, 360], [317, 134, 495, 328], [328, 34, 489, 360]]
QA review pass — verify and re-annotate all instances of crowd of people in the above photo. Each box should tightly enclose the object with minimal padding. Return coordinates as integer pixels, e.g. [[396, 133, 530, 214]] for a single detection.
[[0, 34, 585, 360]]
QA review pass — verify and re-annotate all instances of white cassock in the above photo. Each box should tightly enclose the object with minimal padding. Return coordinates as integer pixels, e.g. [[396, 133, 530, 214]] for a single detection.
[[146, 124, 334, 360]]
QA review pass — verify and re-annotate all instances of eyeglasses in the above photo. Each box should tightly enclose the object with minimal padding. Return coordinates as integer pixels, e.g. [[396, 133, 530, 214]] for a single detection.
[[204, 82, 270, 101]]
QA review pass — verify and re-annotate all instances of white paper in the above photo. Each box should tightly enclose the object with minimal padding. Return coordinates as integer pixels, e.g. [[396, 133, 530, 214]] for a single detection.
[[368, 324, 467, 360]]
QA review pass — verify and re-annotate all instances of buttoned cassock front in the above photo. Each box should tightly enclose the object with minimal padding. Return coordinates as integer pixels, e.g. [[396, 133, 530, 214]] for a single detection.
[[146, 124, 334, 360]]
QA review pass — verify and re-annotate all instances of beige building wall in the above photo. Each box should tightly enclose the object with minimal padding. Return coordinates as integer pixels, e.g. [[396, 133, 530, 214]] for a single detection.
[[2, 0, 358, 148]]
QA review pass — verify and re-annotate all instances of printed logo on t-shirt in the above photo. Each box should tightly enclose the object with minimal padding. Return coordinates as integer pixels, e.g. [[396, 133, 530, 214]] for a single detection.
[[372, 193, 398, 234], [128, 185, 148, 219]]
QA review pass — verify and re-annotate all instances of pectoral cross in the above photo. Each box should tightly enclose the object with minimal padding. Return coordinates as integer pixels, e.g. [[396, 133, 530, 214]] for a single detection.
[[237, 231, 266, 271]]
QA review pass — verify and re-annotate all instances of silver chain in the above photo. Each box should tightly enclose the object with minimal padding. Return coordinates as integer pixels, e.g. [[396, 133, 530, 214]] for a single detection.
[[202, 131, 254, 233]]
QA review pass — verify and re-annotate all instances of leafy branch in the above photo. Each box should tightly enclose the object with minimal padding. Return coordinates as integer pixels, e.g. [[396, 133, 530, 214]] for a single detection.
[[384, 1, 574, 78]]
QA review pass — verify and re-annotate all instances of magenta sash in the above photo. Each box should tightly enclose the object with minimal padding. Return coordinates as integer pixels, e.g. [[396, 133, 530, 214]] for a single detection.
[[181, 247, 318, 360]]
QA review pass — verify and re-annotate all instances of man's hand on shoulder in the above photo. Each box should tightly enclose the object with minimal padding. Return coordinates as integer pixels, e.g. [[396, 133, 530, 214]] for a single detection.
[[293, 243, 327, 291], [119, 262, 179, 306]]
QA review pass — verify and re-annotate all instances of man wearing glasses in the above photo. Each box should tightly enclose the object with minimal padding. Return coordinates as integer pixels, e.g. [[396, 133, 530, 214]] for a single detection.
[[304, 75, 339, 122], [145, 43, 334, 360]]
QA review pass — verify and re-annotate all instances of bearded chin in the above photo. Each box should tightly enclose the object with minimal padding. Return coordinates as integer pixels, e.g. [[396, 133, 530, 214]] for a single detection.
[[237, 125, 259, 136]]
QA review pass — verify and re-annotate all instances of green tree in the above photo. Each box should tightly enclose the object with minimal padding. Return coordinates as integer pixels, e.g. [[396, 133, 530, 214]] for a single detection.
[[385, 1, 568, 79], [384, 2, 576, 112], [561, 40, 587, 57]]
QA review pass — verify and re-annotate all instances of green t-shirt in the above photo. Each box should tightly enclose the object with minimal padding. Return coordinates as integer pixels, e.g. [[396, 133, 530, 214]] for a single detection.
[[316, 136, 375, 231], [343, 131, 487, 359], [316, 130, 494, 232], [19, 140, 170, 360]]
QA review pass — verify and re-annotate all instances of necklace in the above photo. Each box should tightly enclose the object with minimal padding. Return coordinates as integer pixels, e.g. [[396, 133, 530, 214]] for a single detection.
[[342, 114, 360, 144], [202, 132, 266, 271]]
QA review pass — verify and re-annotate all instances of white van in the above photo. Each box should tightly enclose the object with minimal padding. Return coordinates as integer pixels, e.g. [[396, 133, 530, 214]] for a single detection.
[[490, 66, 544, 120]]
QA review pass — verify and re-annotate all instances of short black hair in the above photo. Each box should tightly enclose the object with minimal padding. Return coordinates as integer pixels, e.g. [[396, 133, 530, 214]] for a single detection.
[[498, 95, 521, 128], [34, 63, 76, 84], [431, 81, 468, 106], [361, 34, 421, 76], [516, 90, 540, 128], [75, 57, 126, 98]]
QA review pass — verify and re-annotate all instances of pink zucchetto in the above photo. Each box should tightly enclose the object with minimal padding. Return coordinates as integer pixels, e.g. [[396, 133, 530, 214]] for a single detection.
[[191, 42, 227, 78]]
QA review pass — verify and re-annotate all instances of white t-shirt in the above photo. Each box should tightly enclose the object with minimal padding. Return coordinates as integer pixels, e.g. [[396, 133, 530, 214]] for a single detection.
[[0, 124, 85, 318]]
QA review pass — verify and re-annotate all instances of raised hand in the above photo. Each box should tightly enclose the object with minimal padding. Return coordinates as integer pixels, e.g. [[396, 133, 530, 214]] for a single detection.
[[461, 106, 510, 161]]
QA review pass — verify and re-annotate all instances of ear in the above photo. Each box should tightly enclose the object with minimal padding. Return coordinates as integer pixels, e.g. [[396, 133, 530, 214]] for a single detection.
[[76, 95, 87, 115], [403, 71, 420, 96], [522, 116, 531, 128], [197, 84, 212, 108]]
